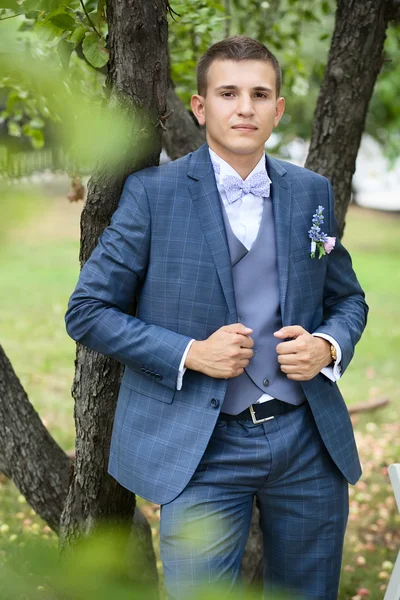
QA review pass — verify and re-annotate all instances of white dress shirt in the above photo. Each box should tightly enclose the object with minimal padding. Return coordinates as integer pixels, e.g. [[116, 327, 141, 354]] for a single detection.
[[176, 148, 342, 397]]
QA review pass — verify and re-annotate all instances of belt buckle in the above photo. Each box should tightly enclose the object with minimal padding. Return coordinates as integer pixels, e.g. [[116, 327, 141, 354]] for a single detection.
[[249, 404, 275, 424]]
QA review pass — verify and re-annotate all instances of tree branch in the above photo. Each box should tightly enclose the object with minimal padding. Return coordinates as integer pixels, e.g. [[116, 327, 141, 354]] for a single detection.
[[0, 13, 23, 20], [348, 397, 390, 415], [0, 344, 71, 533], [166, 1, 181, 21], [79, 0, 102, 38]]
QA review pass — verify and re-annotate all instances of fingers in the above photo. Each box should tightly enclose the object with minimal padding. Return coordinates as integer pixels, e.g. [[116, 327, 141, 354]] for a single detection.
[[274, 325, 305, 339], [277, 353, 297, 365], [286, 373, 311, 381], [279, 364, 314, 381], [223, 323, 253, 335], [279, 363, 301, 374], [240, 348, 254, 359], [276, 340, 298, 355], [236, 334, 254, 349]]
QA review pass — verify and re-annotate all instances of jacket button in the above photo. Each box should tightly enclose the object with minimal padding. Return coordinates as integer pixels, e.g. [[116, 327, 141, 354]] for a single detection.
[[155, 374, 163, 380], [210, 398, 219, 408], [141, 367, 146, 373], [263, 378, 270, 387]]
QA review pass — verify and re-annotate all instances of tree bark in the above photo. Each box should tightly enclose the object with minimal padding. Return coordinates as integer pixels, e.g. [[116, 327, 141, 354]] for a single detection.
[[0, 345, 71, 533], [162, 82, 206, 160], [305, 0, 390, 235], [58, 5, 169, 587]]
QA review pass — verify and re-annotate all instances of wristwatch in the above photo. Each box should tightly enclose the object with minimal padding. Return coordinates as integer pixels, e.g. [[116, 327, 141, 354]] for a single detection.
[[330, 344, 337, 363]]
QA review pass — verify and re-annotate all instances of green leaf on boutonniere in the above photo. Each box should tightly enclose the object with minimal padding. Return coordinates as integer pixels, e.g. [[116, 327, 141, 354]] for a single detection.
[[318, 244, 326, 259]]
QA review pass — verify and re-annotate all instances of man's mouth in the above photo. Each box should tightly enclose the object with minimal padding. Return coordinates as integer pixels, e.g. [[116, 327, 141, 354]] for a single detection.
[[232, 124, 258, 131]]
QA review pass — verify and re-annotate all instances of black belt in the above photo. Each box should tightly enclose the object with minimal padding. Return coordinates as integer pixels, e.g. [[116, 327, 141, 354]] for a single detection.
[[218, 399, 304, 424]]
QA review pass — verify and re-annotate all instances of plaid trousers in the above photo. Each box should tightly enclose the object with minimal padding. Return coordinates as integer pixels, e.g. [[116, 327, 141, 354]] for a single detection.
[[160, 401, 348, 600]]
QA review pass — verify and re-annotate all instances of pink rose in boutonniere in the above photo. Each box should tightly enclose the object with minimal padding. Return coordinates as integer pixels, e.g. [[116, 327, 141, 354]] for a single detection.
[[308, 205, 336, 259], [324, 236, 336, 254]]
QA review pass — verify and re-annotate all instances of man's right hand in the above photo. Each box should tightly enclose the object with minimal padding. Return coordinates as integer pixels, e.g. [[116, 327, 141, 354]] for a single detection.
[[185, 324, 254, 379]]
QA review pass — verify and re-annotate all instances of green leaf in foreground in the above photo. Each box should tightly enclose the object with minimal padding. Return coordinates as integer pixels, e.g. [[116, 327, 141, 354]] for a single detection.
[[57, 38, 74, 69], [70, 24, 87, 45], [34, 18, 63, 42], [82, 31, 109, 68], [0, 0, 19, 9], [49, 12, 75, 30]]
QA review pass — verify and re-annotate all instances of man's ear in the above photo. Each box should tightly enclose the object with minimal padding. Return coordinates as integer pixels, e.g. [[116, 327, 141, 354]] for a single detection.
[[273, 96, 285, 128], [191, 94, 206, 126]]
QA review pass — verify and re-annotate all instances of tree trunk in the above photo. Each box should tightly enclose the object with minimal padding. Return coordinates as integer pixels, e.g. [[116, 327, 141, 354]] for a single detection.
[[58, 4, 169, 589], [162, 81, 206, 160], [0, 345, 71, 533], [305, 0, 390, 235]]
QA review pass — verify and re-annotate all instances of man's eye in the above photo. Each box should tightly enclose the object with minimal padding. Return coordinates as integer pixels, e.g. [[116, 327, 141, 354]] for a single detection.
[[222, 92, 235, 97], [255, 93, 268, 98]]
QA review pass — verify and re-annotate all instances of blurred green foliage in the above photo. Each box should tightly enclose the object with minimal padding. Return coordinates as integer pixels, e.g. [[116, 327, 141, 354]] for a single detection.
[[0, 523, 294, 599], [0, 19, 148, 173], [0, 0, 399, 161], [168, 0, 226, 103], [366, 26, 400, 164]]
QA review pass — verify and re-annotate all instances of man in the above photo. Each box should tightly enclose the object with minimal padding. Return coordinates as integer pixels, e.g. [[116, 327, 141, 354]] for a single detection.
[[65, 36, 368, 600]]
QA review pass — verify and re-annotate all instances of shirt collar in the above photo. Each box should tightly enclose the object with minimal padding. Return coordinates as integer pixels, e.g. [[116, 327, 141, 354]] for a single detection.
[[209, 147, 268, 186]]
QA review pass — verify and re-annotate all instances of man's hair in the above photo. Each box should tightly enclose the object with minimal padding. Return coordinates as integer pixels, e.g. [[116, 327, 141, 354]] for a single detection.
[[196, 36, 282, 98]]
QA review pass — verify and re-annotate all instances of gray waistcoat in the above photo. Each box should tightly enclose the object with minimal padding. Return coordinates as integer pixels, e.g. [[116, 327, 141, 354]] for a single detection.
[[221, 196, 306, 415]]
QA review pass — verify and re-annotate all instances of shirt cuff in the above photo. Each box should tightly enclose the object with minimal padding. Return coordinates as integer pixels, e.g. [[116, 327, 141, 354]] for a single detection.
[[176, 339, 196, 390], [312, 333, 342, 382]]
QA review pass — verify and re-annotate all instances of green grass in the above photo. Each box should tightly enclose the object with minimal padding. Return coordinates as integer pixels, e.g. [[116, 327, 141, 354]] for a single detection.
[[0, 191, 399, 600], [0, 185, 79, 451], [338, 207, 400, 426]]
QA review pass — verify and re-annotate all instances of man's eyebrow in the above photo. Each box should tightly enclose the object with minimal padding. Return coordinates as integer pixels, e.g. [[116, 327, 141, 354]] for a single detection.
[[214, 85, 273, 93]]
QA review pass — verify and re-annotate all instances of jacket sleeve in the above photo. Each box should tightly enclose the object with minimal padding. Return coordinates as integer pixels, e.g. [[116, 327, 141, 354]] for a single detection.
[[312, 179, 369, 376], [64, 174, 193, 391]]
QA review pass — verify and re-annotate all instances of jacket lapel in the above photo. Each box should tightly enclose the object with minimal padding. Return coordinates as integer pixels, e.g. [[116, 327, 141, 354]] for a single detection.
[[188, 144, 237, 323], [187, 145, 293, 325], [267, 155, 292, 324]]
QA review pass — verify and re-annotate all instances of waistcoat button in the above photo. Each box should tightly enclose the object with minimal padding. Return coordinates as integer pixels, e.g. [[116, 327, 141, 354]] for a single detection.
[[210, 398, 219, 408], [263, 378, 270, 387]]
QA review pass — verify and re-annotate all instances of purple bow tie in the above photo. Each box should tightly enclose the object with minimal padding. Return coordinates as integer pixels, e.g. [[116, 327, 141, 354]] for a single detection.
[[222, 171, 271, 204]]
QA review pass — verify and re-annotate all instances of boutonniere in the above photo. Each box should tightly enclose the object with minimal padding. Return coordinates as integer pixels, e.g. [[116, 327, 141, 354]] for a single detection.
[[308, 205, 336, 259]]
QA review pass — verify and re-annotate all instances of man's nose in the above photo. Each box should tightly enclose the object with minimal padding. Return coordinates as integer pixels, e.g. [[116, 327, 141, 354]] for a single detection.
[[237, 96, 255, 116]]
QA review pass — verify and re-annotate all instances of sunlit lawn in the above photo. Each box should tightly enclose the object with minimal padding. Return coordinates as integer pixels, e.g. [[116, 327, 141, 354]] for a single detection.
[[338, 206, 400, 426], [0, 185, 399, 599]]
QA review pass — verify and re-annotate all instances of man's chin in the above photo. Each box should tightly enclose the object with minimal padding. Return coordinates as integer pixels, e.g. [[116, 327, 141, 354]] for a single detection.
[[207, 134, 267, 157], [226, 142, 266, 156]]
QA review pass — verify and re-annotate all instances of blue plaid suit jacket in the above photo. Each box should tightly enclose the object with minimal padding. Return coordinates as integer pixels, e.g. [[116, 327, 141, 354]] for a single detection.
[[65, 143, 368, 504]]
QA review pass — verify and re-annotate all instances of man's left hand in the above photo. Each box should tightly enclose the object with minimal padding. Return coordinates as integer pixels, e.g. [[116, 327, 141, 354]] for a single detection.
[[274, 326, 332, 381]]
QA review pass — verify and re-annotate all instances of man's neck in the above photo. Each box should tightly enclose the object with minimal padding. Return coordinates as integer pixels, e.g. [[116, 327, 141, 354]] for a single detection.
[[208, 142, 265, 180]]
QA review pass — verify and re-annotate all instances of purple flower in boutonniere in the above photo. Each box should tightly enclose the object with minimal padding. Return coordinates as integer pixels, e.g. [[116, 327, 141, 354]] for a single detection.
[[308, 205, 336, 259]]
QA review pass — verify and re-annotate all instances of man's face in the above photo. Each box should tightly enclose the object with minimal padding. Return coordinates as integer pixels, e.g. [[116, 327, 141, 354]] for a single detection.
[[191, 59, 285, 161]]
